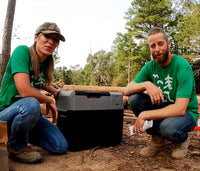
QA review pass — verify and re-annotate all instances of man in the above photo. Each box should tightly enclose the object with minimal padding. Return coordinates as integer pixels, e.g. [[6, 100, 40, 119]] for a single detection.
[[124, 27, 199, 159]]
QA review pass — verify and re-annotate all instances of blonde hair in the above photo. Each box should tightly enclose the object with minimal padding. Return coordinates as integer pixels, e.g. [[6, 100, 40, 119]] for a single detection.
[[29, 44, 54, 86]]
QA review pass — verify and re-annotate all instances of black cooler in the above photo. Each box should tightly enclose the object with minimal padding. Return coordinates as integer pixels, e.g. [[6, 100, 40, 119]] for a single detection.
[[57, 91, 124, 151]]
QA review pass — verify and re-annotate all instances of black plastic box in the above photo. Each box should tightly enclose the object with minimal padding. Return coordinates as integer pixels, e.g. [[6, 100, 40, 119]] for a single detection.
[[57, 91, 124, 151]]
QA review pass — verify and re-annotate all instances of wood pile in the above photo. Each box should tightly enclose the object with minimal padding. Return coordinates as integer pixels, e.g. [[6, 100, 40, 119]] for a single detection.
[[0, 121, 8, 145], [62, 85, 126, 93], [123, 109, 136, 124], [41, 85, 135, 121], [62, 85, 129, 106], [0, 121, 9, 171]]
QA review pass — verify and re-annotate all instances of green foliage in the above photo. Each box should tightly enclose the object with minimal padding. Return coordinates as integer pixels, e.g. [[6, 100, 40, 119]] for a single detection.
[[52, 49, 60, 65], [54, 0, 200, 89], [191, 60, 200, 94], [82, 50, 115, 86], [174, 2, 200, 60], [0, 54, 1, 73], [125, 0, 175, 37], [54, 66, 73, 85], [111, 0, 177, 85], [70, 65, 85, 85]]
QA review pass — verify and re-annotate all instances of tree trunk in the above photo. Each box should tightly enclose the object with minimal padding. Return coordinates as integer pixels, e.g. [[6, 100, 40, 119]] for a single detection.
[[0, 0, 16, 86]]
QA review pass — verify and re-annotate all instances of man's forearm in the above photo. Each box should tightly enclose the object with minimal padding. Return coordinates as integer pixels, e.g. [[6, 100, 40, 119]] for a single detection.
[[124, 81, 146, 96], [139, 98, 189, 120]]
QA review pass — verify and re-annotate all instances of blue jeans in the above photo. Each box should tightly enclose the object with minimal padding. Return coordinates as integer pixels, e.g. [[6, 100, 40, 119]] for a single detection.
[[0, 97, 68, 154], [129, 93, 196, 143]]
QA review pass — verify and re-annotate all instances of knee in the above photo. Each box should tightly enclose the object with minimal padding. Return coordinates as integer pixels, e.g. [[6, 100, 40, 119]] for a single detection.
[[129, 93, 149, 116], [59, 142, 68, 154], [54, 140, 68, 155], [20, 97, 41, 119], [26, 97, 40, 113], [160, 121, 179, 141], [129, 94, 140, 110], [160, 121, 174, 137]]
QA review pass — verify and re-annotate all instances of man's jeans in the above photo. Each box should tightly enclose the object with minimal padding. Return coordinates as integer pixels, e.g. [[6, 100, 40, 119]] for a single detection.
[[0, 97, 68, 154], [129, 93, 196, 143]]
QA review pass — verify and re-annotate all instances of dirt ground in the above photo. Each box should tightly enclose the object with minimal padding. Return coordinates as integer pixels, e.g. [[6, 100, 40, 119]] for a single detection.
[[5, 92, 200, 171], [7, 113, 200, 171]]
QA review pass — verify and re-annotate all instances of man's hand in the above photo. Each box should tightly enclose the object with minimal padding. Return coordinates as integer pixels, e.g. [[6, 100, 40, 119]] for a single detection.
[[133, 111, 148, 135], [145, 81, 164, 105], [46, 100, 58, 124]]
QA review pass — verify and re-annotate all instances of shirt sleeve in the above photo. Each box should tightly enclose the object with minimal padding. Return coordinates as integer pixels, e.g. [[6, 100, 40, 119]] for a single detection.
[[176, 64, 193, 98], [134, 62, 152, 83], [11, 45, 30, 75]]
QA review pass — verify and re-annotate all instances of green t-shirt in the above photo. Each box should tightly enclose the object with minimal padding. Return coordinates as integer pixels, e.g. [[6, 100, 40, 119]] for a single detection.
[[0, 45, 46, 110], [134, 54, 199, 122]]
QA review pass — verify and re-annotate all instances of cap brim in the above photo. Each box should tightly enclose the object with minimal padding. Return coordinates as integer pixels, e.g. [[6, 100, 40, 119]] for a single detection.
[[41, 30, 65, 42]]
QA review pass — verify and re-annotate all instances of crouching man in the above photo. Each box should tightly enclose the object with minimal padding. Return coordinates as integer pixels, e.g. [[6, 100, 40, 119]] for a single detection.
[[125, 27, 199, 159]]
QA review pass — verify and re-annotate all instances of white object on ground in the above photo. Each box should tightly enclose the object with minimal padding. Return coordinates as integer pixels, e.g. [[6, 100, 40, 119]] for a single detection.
[[129, 120, 153, 136]]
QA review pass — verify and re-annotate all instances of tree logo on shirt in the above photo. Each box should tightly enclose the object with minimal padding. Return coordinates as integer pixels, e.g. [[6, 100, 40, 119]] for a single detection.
[[30, 71, 46, 89], [153, 74, 174, 102]]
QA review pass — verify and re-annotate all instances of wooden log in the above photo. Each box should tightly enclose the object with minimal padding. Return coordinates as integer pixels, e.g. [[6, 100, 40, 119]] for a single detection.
[[0, 121, 8, 144], [124, 109, 133, 114], [41, 85, 130, 115], [123, 116, 137, 124], [123, 96, 129, 106], [62, 85, 129, 105], [0, 121, 9, 171], [124, 113, 135, 117], [62, 85, 126, 95]]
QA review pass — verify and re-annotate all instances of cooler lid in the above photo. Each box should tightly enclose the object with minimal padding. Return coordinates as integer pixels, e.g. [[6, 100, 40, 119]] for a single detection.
[[57, 90, 124, 111]]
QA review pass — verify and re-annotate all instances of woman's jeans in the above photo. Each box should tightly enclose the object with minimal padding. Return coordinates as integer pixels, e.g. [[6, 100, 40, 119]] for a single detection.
[[129, 93, 196, 143], [0, 97, 68, 154]]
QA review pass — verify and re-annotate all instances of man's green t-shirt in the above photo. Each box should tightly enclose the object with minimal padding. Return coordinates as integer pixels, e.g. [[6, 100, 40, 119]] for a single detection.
[[0, 45, 46, 110], [134, 54, 199, 122]]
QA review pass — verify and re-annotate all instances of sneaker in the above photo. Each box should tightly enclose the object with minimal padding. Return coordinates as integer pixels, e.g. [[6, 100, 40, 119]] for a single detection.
[[139, 135, 166, 157], [171, 136, 190, 159], [8, 147, 43, 164]]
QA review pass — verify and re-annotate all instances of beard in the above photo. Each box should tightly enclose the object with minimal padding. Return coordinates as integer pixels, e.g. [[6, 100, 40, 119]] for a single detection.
[[152, 46, 169, 66]]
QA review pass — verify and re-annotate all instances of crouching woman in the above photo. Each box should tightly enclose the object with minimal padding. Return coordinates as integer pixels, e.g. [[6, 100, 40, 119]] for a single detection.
[[0, 22, 68, 164]]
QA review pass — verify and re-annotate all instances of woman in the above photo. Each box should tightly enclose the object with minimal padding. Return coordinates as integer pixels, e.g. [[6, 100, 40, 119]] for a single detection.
[[0, 22, 68, 164]]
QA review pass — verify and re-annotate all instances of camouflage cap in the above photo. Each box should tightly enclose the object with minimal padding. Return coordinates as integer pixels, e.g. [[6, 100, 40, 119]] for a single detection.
[[35, 22, 65, 42]]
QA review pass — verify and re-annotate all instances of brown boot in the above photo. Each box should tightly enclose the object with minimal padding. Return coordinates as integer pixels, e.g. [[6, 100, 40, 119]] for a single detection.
[[8, 146, 43, 164], [139, 135, 166, 157], [171, 136, 190, 159]]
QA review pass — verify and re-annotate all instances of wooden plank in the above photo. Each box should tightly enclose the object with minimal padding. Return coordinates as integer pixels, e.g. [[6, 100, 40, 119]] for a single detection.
[[0, 121, 9, 171], [0, 121, 8, 144], [124, 109, 133, 114], [62, 85, 126, 94], [124, 113, 135, 117], [123, 116, 137, 124]]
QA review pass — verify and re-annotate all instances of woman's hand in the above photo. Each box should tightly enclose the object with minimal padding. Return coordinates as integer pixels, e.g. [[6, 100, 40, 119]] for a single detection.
[[46, 100, 58, 124], [43, 85, 61, 102], [53, 89, 61, 102]]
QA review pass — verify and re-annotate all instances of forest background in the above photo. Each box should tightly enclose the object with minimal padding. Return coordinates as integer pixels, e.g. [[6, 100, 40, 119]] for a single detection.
[[1, 0, 200, 93]]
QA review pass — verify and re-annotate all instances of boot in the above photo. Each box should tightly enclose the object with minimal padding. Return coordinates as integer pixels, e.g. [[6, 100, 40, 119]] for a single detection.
[[171, 136, 190, 159], [8, 146, 43, 164], [139, 135, 166, 157]]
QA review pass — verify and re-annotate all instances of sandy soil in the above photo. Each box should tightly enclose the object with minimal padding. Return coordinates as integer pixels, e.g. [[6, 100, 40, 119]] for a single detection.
[[6, 90, 200, 171], [7, 117, 200, 171]]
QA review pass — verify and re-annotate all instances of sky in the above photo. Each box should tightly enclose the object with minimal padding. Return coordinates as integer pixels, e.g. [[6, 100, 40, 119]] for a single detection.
[[0, 0, 132, 68]]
